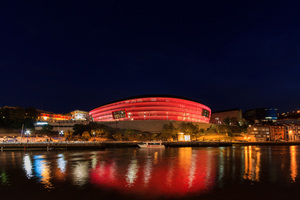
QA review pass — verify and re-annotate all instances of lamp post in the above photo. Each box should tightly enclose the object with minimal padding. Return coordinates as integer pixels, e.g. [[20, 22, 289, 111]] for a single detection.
[[93, 132, 95, 141], [60, 130, 64, 142], [25, 129, 30, 143]]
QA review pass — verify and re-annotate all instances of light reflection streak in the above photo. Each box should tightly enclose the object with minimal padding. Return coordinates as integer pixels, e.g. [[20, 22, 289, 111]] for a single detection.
[[23, 154, 33, 179], [72, 161, 89, 186], [166, 159, 175, 188], [290, 146, 297, 182], [143, 158, 152, 185], [0, 170, 9, 185], [126, 159, 139, 187], [218, 148, 224, 187], [33, 155, 53, 189], [243, 146, 261, 182], [91, 153, 98, 169], [57, 154, 67, 173], [188, 153, 197, 188], [255, 147, 261, 182]]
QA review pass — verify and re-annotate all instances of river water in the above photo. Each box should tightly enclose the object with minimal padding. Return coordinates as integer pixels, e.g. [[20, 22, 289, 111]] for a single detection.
[[0, 146, 300, 200]]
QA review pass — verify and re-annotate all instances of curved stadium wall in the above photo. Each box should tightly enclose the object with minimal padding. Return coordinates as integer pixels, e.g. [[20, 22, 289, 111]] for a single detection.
[[89, 97, 211, 123]]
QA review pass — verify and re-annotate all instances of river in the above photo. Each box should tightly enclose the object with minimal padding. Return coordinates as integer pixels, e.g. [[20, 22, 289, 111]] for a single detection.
[[0, 146, 299, 200]]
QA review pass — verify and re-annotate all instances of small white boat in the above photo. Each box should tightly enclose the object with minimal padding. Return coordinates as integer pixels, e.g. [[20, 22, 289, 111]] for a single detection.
[[138, 141, 165, 148]]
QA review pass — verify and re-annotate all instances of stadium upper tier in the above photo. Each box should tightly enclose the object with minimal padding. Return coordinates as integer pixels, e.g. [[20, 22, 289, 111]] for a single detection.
[[89, 97, 211, 123]]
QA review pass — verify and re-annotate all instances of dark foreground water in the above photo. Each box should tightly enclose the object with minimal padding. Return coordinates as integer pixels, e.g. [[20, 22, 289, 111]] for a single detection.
[[0, 146, 300, 200]]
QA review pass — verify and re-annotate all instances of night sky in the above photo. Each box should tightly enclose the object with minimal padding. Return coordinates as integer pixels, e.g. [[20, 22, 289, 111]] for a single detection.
[[1, 1, 300, 114]]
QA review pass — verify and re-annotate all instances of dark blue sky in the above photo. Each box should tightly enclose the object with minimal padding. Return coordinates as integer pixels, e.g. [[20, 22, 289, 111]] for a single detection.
[[1, 1, 300, 113]]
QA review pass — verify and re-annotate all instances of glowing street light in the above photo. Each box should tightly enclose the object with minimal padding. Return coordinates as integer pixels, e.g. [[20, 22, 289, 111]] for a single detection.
[[59, 130, 64, 141], [25, 129, 31, 143]]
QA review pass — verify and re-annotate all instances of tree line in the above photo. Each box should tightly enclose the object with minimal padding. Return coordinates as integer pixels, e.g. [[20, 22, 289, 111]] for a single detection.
[[0, 106, 38, 129]]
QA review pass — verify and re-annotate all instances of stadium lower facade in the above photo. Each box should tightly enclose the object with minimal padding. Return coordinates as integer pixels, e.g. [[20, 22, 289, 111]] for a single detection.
[[89, 97, 211, 123]]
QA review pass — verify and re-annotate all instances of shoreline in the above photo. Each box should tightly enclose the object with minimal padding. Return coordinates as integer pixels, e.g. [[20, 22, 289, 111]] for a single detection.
[[1, 141, 300, 151]]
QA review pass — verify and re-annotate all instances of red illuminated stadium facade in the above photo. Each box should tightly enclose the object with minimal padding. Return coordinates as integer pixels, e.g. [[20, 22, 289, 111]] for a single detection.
[[89, 96, 211, 123]]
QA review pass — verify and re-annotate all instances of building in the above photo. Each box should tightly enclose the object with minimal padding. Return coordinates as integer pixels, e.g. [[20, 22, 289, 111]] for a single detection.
[[70, 110, 90, 120], [286, 125, 300, 141], [269, 125, 286, 141], [89, 96, 212, 132], [244, 108, 278, 124], [38, 113, 72, 122], [276, 119, 300, 125], [210, 109, 243, 125], [34, 120, 88, 132], [90, 96, 211, 123], [247, 126, 270, 142], [35, 110, 90, 132]]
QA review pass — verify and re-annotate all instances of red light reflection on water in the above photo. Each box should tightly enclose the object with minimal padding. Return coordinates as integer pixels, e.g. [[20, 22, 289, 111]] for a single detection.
[[90, 148, 215, 198]]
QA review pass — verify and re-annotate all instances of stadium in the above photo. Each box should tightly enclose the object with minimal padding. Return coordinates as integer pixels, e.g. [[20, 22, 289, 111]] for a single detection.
[[89, 96, 211, 132]]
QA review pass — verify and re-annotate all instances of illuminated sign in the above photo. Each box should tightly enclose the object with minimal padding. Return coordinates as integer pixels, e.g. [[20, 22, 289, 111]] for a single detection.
[[202, 109, 210, 118], [112, 110, 126, 119], [35, 122, 48, 125]]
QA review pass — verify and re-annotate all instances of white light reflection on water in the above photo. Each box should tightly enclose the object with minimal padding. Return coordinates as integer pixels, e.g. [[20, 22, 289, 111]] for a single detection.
[[143, 158, 152, 186], [23, 154, 33, 179], [57, 154, 67, 173], [126, 159, 139, 187], [91, 153, 98, 169], [72, 161, 89, 186], [218, 147, 224, 187], [188, 153, 197, 188]]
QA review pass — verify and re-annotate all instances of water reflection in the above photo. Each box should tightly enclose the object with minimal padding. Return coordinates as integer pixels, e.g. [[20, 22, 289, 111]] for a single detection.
[[72, 161, 89, 186], [55, 154, 67, 180], [0, 170, 9, 185], [243, 146, 260, 182], [89, 148, 215, 198], [2, 146, 299, 199], [126, 159, 139, 187], [33, 155, 53, 189], [23, 154, 33, 179], [290, 146, 297, 182]]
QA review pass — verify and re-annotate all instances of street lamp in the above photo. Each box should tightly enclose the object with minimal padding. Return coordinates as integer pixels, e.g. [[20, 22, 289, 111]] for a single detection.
[[25, 129, 30, 143], [60, 130, 64, 141], [93, 132, 95, 141]]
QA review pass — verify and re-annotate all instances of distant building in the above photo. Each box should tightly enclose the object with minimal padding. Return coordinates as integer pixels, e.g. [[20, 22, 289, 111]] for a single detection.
[[248, 126, 270, 142], [276, 119, 300, 125], [38, 113, 72, 122], [210, 109, 243, 125], [244, 108, 278, 124], [70, 110, 90, 120], [286, 125, 300, 141], [34, 120, 88, 132], [269, 125, 286, 141], [35, 110, 90, 132]]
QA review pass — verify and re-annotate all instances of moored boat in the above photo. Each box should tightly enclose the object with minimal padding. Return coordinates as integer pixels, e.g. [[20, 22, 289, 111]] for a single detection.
[[138, 141, 165, 148]]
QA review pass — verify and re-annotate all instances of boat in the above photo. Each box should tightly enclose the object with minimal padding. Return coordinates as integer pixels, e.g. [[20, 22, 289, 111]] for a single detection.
[[138, 141, 165, 148]]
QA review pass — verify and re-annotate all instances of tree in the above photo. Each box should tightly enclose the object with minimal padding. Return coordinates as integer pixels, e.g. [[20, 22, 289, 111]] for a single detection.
[[95, 128, 108, 138], [82, 131, 91, 141], [124, 129, 136, 141], [64, 130, 73, 141], [160, 122, 177, 141], [112, 130, 123, 141], [179, 122, 200, 140]]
